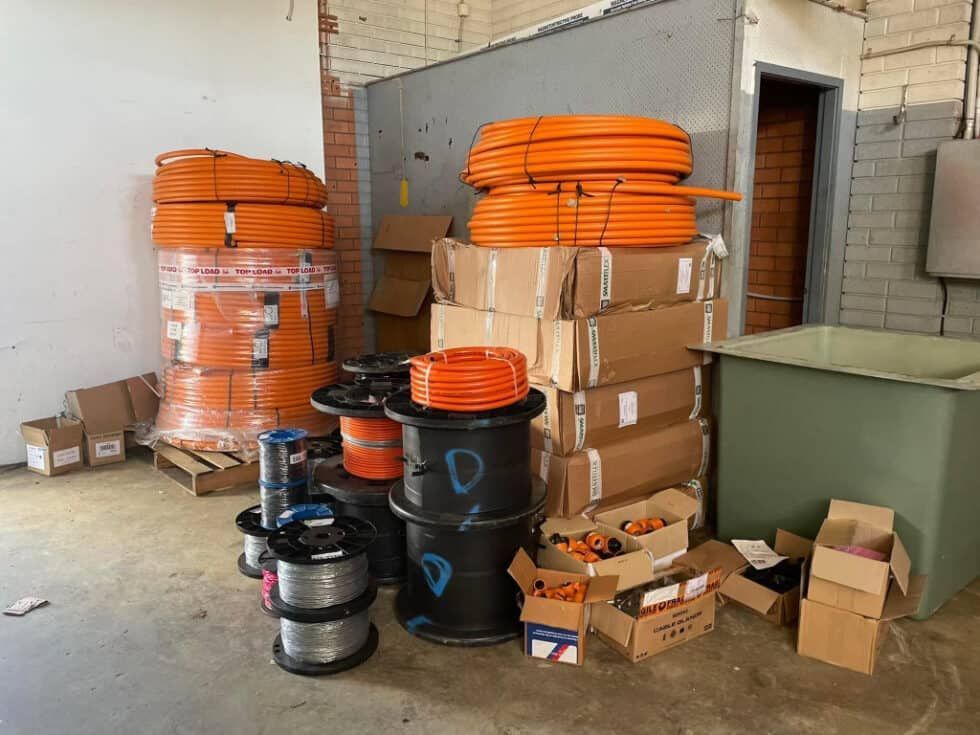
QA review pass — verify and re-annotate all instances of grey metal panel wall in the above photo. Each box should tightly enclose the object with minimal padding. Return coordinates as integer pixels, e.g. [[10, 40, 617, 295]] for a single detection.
[[367, 0, 738, 240]]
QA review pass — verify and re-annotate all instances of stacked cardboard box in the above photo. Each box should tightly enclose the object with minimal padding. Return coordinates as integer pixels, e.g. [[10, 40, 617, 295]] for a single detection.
[[431, 237, 727, 519]]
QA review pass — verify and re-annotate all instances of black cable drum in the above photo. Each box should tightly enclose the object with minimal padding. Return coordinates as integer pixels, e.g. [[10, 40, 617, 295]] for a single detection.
[[383, 388, 545, 516], [313, 457, 406, 585], [389, 477, 546, 646], [257, 428, 309, 485]]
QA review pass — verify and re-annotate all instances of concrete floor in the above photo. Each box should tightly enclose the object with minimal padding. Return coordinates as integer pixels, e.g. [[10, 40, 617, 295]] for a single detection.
[[0, 454, 977, 735]]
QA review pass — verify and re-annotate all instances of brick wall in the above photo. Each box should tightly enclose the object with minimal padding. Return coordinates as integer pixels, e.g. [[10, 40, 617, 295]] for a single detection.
[[842, 0, 980, 336], [746, 85, 819, 334]]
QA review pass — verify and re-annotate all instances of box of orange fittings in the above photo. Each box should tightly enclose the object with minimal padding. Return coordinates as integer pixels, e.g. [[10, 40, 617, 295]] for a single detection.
[[508, 548, 618, 666], [538, 516, 654, 592]]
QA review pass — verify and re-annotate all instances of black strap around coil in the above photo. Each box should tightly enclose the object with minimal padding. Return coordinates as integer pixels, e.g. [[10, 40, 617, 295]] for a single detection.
[[598, 178, 626, 247], [522, 116, 544, 188], [206, 147, 226, 202], [272, 158, 291, 206], [462, 121, 491, 184]]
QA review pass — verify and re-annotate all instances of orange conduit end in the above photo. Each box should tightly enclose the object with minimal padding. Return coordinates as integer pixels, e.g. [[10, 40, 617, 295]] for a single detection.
[[154, 149, 328, 209], [339, 416, 404, 481], [409, 347, 529, 412]]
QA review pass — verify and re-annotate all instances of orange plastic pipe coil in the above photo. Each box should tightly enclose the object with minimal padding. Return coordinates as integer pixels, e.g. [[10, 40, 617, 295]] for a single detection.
[[339, 416, 404, 481], [152, 203, 335, 249], [409, 347, 529, 412], [154, 149, 328, 208], [460, 115, 741, 247]]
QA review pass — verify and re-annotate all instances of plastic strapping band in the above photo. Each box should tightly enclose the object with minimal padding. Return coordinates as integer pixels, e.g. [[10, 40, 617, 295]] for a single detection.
[[572, 391, 587, 452], [550, 320, 563, 386], [538, 451, 551, 482], [540, 398, 554, 454], [597, 247, 613, 311], [436, 304, 446, 349], [486, 248, 498, 312], [586, 448, 602, 504], [446, 242, 457, 302], [697, 419, 710, 479], [484, 309, 494, 344], [685, 479, 705, 530], [586, 316, 600, 389], [689, 365, 703, 420], [534, 249, 549, 319], [702, 301, 714, 343], [697, 234, 728, 301], [223, 203, 237, 248]]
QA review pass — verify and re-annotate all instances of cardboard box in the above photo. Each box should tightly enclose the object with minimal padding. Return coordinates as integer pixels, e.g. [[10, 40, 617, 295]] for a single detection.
[[593, 488, 699, 569], [719, 530, 813, 626], [507, 548, 618, 666], [432, 299, 726, 392], [368, 215, 452, 353], [20, 417, 84, 476], [65, 374, 160, 466], [531, 364, 711, 456], [807, 499, 911, 619], [539, 516, 654, 592], [534, 418, 710, 517], [590, 542, 735, 663], [798, 576, 925, 675], [431, 238, 722, 319]]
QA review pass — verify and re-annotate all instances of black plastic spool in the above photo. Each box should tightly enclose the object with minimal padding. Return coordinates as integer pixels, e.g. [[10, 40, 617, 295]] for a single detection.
[[257, 428, 309, 485], [388, 476, 546, 647], [235, 504, 275, 579], [343, 351, 414, 388], [313, 458, 406, 585], [383, 388, 545, 516]]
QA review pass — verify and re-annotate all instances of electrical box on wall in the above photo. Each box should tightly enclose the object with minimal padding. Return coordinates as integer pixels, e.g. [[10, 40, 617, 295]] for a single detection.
[[926, 140, 980, 279]]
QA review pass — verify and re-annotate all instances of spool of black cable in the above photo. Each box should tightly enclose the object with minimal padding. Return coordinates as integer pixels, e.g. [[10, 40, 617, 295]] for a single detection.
[[259, 480, 308, 530], [257, 428, 309, 486]]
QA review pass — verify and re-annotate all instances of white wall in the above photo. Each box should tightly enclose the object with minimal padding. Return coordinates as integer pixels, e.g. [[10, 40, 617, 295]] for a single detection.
[[0, 0, 324, 463]]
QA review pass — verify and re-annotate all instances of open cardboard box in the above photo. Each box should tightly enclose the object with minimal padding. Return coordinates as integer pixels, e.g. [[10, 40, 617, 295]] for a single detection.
[[20, 416, 84, 476], [508, 548, 618, 666], [65, 374, 159, 466], [593, 488, 699, 571], [720, 530, 813, 625], [539, 516, 654, 592], [368, 215, 452, 353], [807, 499, 911, 619]]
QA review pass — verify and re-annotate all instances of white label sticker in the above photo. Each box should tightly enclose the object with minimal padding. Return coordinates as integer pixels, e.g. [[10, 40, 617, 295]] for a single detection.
[[436, 305, 446, 350], [572, 391, 587, 452], [223, 211, 236, 233], [53, 446, 80, 468], [26, 445, 46, 470], [160, 289, 174, 309], [586, 317, 600, 388], [305, 518, 335, 527], [539, 451, 551, 482], [677, 257, 694, 295], [289, 450, 307, 465], [540, 401, 553, 454], [534, 249, 550, 319], [263, 304, 279, 326], [732, 540, 788, 570], [598, 246, 613, 309], [324, 277, 340, 309], [703, 301, 714, 343], [617, 391, 638, 428], [586, 448, 602, 503], [172, 289, 194, 312], [252, 337, 269, 360], [689, 366, 703, 420], [312, 550, 345, 559], [642, 583, 680, 608], [166, 321, 182, 340], [684, 573, 708, 601], [549, 321, 563, 386], [94, 440, 121, 458]]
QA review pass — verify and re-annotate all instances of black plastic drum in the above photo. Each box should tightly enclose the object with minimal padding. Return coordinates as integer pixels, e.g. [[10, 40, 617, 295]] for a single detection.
[[389, 476, 546, 646], [313, 458, 406, 585], [384, 389, 545, 516]]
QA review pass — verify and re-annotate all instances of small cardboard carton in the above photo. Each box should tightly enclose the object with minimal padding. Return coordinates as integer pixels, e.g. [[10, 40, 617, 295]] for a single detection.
[[807, 499, 912, 619], [534, 418, 710, 517], [507, 548, 618, 666], [431, 299, 726, 392], [368, 215, 452, 353], [593, 488, 700, 570], [20, 417, 84, 476], [798, 574, 925, 675], [539, 516, 654, 592], [65, 374, 160, 466], [531, 364, 711, 456], [591, 541, 737, 663], [720, 530, 813, 626], [431, 238, 722, 320]]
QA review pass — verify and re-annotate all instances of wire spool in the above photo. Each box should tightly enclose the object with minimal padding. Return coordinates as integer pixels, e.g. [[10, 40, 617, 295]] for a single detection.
[[343, 352, 414, 389], [389, 476, 547, 646], [384, 387, 545, 516], [258, 428, 309, 485], [235, 505, 274, 579], [267, 516, 379, 676], [313, 457, 407, 585], [259, 480, 308, 530]]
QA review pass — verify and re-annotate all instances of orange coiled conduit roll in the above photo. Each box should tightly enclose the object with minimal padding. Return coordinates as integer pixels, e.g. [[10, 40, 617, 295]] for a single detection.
[[460, 115, 741, 247], [152, 203, 335, 249], [339, 417, 403, 480], [409, 347, 529, 412]]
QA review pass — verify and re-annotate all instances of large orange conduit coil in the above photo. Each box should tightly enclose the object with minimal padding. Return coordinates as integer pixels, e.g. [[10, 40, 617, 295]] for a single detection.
[[409, 347, 529, 412], [151, 148, 337, 451], [460, 115, 741, 247]]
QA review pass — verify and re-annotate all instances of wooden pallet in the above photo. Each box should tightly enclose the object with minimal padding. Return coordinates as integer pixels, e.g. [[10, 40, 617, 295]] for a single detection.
[[152, 442, 258, 496]]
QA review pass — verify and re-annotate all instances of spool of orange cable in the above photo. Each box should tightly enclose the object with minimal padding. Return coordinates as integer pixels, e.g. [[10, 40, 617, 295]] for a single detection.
[[460, 115, 741, 247], [339, 417, 403, 481], [154, 149, 328, 208], [152, 203, 334, 249], [409, 347, 529, 412]]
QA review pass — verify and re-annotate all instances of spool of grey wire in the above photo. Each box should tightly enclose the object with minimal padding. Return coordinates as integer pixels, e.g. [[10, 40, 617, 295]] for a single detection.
[[267, 516, 379, 676], [235, 505, 274, 579]]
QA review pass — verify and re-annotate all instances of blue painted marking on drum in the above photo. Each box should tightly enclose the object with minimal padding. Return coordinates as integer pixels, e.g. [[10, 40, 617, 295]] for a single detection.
[[445, 448, 485, 495], [421, 552, 453, 597], [458, 504, 481, 531], [405, 615, 433, 634]]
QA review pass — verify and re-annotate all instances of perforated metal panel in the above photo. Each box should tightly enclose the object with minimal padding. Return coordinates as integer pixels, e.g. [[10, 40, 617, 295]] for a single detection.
[[366, 0, 738, 238]]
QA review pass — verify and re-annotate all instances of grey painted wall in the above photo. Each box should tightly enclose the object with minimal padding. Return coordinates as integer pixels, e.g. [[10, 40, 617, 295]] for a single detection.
[[366, 0, 739, 243]]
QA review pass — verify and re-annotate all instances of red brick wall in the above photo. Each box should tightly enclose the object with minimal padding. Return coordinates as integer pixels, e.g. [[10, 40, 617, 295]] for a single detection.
[[319, 5, 364, 361], [745, 83, 818, 335]]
